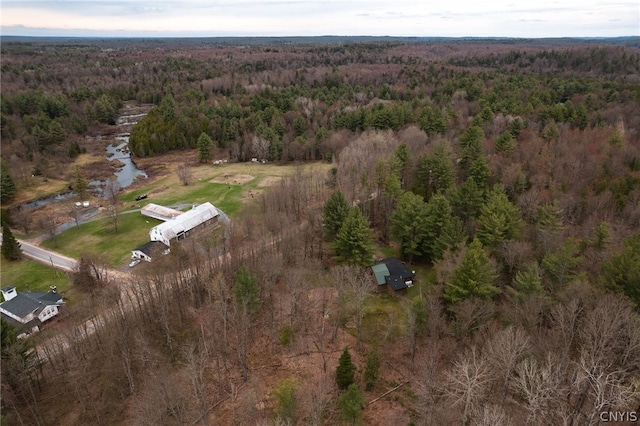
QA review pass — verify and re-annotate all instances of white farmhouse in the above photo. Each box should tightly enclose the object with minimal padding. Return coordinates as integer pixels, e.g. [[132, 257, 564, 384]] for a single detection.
[[149, 202, 219, 247], [0, 286, 64, 337]]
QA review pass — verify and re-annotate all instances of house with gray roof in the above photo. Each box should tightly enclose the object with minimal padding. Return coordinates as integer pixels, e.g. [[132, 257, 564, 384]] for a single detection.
[[0, 286, 64, 337], [370, 258, 415, 295]]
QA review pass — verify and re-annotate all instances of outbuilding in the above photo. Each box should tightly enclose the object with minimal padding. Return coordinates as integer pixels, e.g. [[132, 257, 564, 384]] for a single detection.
[[149, 202, 219, 246], [131, 240, 170, 262]]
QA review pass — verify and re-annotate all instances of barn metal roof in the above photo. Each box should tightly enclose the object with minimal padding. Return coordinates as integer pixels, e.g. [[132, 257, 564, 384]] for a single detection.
[[151, 202, 219, 241], [141, 203, 184, 221]]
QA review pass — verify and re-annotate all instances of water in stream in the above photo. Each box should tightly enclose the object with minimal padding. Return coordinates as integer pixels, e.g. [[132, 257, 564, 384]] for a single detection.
[[103, 134, 148, 191], [20, 110, 149, 208]]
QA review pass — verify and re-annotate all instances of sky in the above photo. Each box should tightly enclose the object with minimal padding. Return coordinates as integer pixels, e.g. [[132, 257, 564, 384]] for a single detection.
[[1, 0, 638, 38]]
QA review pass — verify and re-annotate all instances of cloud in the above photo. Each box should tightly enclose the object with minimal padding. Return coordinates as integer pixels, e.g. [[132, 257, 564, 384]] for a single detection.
[[1, 0, 638, 37]]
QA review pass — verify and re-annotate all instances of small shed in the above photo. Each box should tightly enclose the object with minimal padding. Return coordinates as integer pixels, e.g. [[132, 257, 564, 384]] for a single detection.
[[370, 258, 415, 295], [131, 240, 170, 262]]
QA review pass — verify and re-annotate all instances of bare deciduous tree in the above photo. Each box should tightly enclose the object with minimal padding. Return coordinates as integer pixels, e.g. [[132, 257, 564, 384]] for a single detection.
[[471, 404, 513, 426], [484, 325, 530, 402], [12, 207, 32, 234], [182, 342, 210, 426], [443, 346, 494, 425], [512, 353, 566, 425], [331, 265, 372, 351], [576, 356, 640, 426], [451, 298, 495, 342], [298, 373, 332, 426], [37, 214, 58, 246], [550, 298, 583, 359], [104, 178, 120, 233], [176, 162, 193, 186]]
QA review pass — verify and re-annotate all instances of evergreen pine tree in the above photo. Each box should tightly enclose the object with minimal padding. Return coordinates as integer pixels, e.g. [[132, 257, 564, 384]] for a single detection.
[[74, 165, 88, 200], [459, 125, 484, 171], [338, 384, 365, 424], [451, 177, 484, 221], [364, 350, 380, 391], [233, 265, 261, 313], [197, 132, 213, 163], [323, 190, 350, 240], [416, 143, 456, 198], [468, 155, 491, 189], [336, 346, 356, 390], [602, 235, 640, 307], [511, 263, 543, 296], [444, 238, 499, 306], [1, 222, 21, 261], [541, 238, 583, 291], [495, 130, 517, 153], [390, 191, 428, 261], [0, 163, 16, 203], [334, 207, 374, 266], [477, 184, 523, 248], [423, 193, 459, 262]]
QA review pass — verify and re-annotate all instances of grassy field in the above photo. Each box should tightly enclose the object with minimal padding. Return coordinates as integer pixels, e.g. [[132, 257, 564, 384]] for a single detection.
[[41, 161, 332, 267], [361, 293, 406, 345], [0, 258, 71, 294], [41, 210, 153, 266], [8, 176, 70, 209]]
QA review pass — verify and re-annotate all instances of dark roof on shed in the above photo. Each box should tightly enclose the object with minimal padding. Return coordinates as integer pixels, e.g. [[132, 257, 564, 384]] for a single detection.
[[134, 240, 169, 256]]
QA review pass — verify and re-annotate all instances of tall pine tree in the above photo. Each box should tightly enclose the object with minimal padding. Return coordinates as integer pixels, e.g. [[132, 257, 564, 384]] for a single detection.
[[335, 347, 356, 390], [338, 384, 365, 424], [334, 207, 374, 266], [444, 238, 499, 307], [74, 165, 88, 200], [1, 223, 21, 261], [390, 191, 428, 261], [1, 163, 16, 203], [323, 190, 350, 240], [233, 265, 261, 313], [477, 184, 523, 248], [197, 132, 213, 163]]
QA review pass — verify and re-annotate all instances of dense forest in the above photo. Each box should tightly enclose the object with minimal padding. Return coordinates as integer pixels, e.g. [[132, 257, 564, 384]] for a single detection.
[[1, 37, 640, 425]]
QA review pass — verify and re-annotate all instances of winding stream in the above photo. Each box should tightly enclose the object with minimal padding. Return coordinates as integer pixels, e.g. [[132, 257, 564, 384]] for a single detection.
[[20, 110, 148, 209], [101, 133, 148, 191]]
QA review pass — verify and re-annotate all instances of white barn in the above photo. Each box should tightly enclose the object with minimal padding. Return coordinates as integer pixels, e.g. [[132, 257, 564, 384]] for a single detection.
[[149, 202, 219, 246]]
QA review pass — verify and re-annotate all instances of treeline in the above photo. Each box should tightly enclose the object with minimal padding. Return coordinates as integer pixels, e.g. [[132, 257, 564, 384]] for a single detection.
[[1, 40, 639, 194]]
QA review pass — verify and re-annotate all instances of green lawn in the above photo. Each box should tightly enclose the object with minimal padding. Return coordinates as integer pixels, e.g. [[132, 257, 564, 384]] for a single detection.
[[42, 176, 247, 267], [1, 257, 71, 294], [360, 294, 406, 345], [41, 211, 152, 266], [123, 179, 244, 217], [40, 162, 331, 267]]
